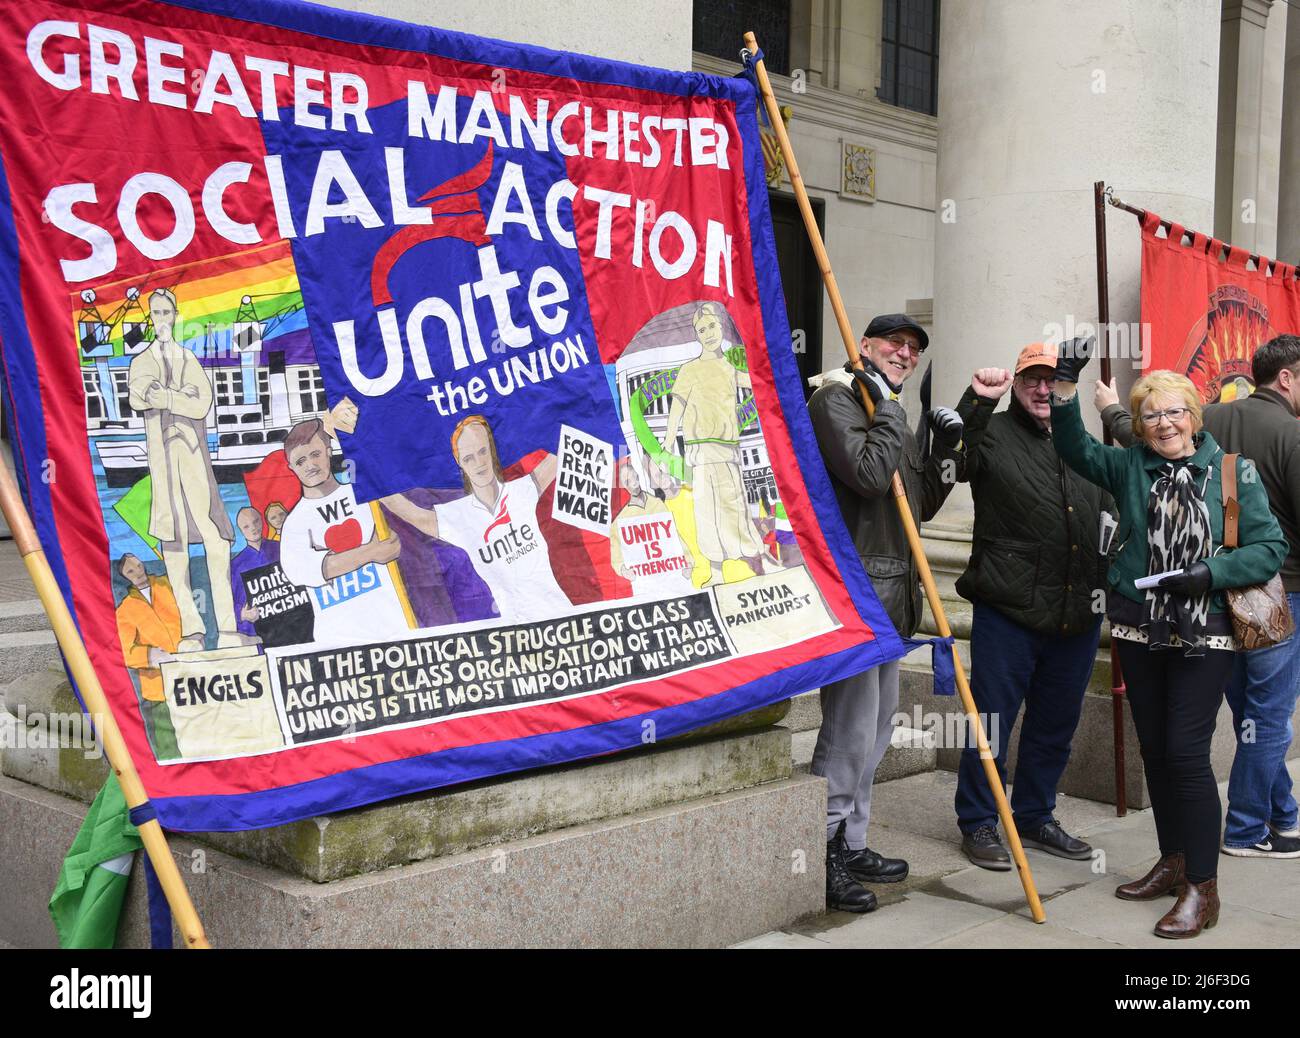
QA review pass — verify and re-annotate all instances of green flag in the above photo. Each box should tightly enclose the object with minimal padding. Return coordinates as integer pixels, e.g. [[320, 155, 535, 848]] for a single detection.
[[49, 772, 142, 949], [112, 475, 158, 555]]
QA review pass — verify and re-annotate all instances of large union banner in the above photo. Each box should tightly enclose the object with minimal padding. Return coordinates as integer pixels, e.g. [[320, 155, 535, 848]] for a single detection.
[[0, 0, 903, 830], [1140, 210, 1300, 401]]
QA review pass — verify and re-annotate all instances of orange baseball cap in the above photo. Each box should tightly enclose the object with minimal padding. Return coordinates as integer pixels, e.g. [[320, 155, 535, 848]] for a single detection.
[[1014, 342, 1058, 375]]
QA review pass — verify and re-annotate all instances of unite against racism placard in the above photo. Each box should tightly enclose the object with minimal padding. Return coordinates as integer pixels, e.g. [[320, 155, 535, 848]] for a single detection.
[[0, 0, 904, 830]]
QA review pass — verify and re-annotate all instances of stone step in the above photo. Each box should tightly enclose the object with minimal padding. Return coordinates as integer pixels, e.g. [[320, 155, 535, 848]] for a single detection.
[[2, 667, 79, 718], [0, 600, 52, 635], [786, 689, 821, 733], [899, 619, 1121, 712], [791, 724, 936, 784], [0, 706, 108, 803], [0, 631, 60, 688], [917, 592, 1118, 650], [2, 768, 827, 949], [203, 726, 794, 883], [1, 665, 799, 884], [783, 627, 1117, 742]]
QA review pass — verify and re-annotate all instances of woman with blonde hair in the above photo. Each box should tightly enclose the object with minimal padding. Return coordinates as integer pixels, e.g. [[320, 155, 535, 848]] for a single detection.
[[1050, 362, 1286, 938]]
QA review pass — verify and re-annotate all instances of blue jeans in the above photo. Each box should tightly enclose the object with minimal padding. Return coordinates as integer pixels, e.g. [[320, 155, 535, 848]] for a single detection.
[[956, 602, 1101, 833], [1224, 592, 1300, 847]]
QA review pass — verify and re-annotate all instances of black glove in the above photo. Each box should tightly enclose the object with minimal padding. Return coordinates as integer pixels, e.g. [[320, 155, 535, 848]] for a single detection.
[[852, 367, 889, 407], [1053, 336, 1095, 384], [1157, 560, 1212, 596], [927, 406, 964, 448]]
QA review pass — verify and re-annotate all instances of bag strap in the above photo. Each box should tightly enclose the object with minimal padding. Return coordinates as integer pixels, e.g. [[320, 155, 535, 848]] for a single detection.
[[1222, 452, 1240, 550]]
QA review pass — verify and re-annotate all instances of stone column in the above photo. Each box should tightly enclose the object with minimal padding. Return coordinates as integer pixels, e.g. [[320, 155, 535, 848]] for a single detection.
[[1217, 0, 1287, 256], [1280, 2, 1300, 262], [928, 0, 1221, 537]]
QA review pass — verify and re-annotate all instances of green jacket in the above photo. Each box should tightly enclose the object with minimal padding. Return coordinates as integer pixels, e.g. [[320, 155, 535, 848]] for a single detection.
[[1050, 393, 1287, 611], [955, 388, 1115, 636], [1101, 387, 1300, 593]]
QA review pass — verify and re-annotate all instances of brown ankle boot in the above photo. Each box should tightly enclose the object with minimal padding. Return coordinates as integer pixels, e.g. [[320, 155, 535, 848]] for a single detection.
[[1154, 878, 1220, 939], [1115, 852, 1186, 901]]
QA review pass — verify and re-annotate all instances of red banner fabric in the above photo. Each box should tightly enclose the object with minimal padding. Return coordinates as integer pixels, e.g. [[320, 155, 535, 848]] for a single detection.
[[1141, 210, 1300, 402]]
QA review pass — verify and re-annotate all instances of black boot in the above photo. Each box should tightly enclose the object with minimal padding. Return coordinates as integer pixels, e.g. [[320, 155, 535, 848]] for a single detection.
[[827, 822, 877, 913], [844, 845, 909, 883]]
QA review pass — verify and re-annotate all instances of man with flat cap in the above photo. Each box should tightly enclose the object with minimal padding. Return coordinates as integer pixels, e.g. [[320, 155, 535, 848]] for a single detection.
[[951, 339, 1112, 869], [807, 312, 968, 912]]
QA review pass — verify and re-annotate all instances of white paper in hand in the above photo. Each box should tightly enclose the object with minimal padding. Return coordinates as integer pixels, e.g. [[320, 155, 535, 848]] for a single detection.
[[1135, 569, 1184, 590]]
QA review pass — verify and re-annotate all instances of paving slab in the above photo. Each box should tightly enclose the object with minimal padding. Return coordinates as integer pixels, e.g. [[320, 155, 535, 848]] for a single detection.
[[1070, 818, 1172, 875], [1213, 852, 1300, 922], [933, 851, 1101, 908], [732, 930, 832, 950], [926, 914, 1121, 949], [865, 768, 1124, 848], [731, 760, 1300, 949], [791, 891, 1004, 949], [863, 823, 971, 888], [1006, 874, 1300, 949]]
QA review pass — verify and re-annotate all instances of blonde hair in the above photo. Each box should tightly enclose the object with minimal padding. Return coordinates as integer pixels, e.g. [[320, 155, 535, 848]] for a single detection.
[[1129, 370, 1203, 440]]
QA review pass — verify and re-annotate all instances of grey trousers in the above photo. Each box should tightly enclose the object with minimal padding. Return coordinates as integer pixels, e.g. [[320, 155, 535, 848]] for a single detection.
[[810, 660, 901, 849]]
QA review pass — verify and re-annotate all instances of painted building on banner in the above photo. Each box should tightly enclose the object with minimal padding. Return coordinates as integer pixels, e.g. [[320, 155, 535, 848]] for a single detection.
[[78, 285, 335, 492]]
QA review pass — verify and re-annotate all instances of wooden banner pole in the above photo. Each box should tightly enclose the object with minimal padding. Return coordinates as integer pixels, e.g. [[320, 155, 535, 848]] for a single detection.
[[1093, 181, 1128, 817], [744, 32, 1045, 922], [0, 451, 210, 948]]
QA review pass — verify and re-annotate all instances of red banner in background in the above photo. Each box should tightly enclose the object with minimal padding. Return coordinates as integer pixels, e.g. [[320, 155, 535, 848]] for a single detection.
[[1140, 210, 1300, 402]]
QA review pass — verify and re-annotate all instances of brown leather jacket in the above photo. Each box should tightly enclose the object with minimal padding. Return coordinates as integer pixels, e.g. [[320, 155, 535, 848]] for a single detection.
[[807, 369, 964, 637]]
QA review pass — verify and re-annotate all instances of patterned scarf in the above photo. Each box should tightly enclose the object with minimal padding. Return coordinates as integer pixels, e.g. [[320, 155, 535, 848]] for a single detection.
[[1143, 456, 1213, 654]]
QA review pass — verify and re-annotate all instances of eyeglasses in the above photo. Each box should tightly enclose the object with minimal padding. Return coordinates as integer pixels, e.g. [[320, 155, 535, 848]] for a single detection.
[[880, 334, 926, 356], [1140, 407, 1191, 426], [1016, 374, 1053, 389]]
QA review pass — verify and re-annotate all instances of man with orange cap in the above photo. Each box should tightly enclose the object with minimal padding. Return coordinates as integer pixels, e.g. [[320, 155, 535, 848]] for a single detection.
[[951, 339, 1114, 868]]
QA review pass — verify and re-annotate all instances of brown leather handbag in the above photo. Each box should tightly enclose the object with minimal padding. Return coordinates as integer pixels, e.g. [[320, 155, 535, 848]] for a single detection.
[[1220, 453, 1296, 651]]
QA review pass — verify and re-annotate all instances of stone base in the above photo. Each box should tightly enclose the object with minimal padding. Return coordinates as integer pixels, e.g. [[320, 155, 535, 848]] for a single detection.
[[0, 771, 826, 948], [1, 665, 825, 947], [203, 726, 795, 883]]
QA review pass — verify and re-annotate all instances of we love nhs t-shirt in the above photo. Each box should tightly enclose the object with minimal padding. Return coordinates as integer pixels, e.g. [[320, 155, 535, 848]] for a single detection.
[[279, 482, 408, 647]]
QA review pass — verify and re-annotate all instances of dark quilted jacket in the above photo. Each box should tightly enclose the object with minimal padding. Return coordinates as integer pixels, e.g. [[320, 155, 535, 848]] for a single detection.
[[955, 387, 1115, 636]]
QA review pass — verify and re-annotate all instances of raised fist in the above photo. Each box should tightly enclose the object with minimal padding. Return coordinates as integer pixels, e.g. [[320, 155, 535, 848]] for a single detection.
[[971, 367, 1013, 400]]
